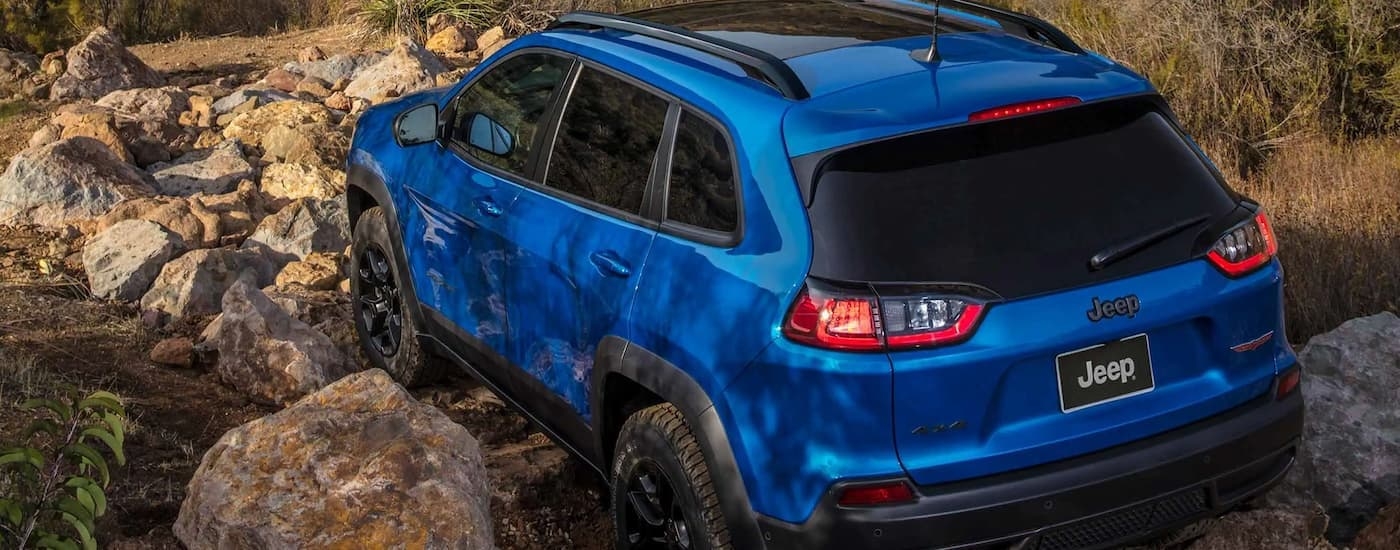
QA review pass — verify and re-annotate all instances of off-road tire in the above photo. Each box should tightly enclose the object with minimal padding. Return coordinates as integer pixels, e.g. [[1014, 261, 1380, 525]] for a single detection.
[[611, 403, 731, 550], [351, 206, 442, 386]]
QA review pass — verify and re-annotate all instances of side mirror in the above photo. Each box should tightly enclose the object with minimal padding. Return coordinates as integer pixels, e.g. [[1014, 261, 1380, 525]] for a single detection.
[[467, 112, 515, 157], [394, 103, 439, 146]]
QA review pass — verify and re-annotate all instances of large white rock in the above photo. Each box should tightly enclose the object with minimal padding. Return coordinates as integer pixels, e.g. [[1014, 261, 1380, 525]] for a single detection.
[[1267, 311, 1400, 543], [196, 277, 355, 405], [139, 248, 276, 319], [0, 137, 154, 226], [241, 197, 350, 267], [344, 40, 446, 102], [82, 219, 185, 301], [211, 87, 296, 115], [95, 86, 192, 121], [50, 27, 164, 101], [261, 162, 346, 202], [148, 140, 256, 197], [174, 369, 494, 549], [283, 52, 385, 85]]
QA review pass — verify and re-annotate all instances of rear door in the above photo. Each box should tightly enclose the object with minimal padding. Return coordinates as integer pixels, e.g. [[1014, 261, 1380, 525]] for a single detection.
[[500, 63, 668, 421], [800, 97, 1282, 485]]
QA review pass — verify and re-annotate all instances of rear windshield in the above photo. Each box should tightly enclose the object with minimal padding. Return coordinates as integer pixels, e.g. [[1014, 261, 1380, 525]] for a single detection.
[[804, 98, 1238, 299]]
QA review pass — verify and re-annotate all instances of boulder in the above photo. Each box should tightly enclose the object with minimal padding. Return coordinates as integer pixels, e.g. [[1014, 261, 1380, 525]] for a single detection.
[[1355, 504, 1400, 550], [186, 95, 214, 128], [1268, 312, 1400, 544], [263, 68, 303, 93], [50, 27, 163, 101], [260, 123, 349, 168], [427, 26, 476, 55], [149, 140, 256, 196], [1187, 509, 1330, 550], [28, 123, 61, 149], [114, 116, 193, 160], [40, 51, 64, 76], [241, 197, 350, 267], [0, 49, 39, 82], [222, 100, 334, 148], [93, 196, 220, 249], [324, 91, 351, 112], [295, 76, 332, 99], [261, 162, 346, 204], [195, 277, 354, 405], [82, 219, 185, 301], [262, 284, 360, 361], [477, 27, 506, 54], [284, 52, 385, 86], [150, 336, 194, 368], [0, 137, 153, 226], [298, 46, 326, 64], [140, 248, 276, 319], [57, 110, 134, 164], [194, 179, 268, 246], [211, 87, 295, 115], [344, 40, 446, 102], [174, 369, 492, 548], [95, 87, 191, 120], [274, 252, 341, 291], [481, 38, 513, 60]]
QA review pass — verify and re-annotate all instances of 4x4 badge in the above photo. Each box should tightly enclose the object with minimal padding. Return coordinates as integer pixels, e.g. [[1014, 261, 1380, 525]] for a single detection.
[[1086, 295, 1140, 322]]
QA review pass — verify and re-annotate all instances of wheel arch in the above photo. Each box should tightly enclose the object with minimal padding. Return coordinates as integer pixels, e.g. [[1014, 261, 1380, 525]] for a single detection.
[[592, 335, 766, 548]]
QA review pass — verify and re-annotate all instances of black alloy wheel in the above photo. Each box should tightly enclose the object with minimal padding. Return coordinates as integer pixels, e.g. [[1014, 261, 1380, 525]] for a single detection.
[[624, 459, 694, 549], [357, 244, 403, 357]]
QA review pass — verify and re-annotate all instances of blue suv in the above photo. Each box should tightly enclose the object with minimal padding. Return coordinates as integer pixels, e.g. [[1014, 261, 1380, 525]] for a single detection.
[[345, 1, 1304, 548]]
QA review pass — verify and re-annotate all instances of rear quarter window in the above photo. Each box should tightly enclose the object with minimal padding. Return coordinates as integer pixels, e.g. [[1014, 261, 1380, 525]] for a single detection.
[[665, 111, 739, 234]]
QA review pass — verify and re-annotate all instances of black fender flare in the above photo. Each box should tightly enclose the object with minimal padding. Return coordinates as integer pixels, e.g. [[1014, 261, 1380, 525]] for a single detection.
[[591, 336, 766, 548], [345, 164, 430, 332]]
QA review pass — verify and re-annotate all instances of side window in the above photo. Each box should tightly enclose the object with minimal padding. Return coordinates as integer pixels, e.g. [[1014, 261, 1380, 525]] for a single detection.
[[545, 66, 669, 215], [666, 112, 738, 233], [450, 53, 571, 177]]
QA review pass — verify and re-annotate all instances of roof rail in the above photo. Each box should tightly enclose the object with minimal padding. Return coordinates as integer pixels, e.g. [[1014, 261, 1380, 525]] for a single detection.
[[938, 0, 1085, 54], [548, 11, 811, 100]]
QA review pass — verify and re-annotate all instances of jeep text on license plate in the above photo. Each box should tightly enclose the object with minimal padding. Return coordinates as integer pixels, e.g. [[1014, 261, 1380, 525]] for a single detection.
[[1055, 333, 1155, 413]]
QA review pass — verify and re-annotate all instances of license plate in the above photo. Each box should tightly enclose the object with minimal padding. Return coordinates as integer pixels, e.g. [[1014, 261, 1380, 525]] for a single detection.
[[1055, 333, 1155, 413]]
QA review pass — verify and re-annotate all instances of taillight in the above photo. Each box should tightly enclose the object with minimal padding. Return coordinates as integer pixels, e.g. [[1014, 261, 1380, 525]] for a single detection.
[[783, 281, 987, 351], [969, 97, 1082, 122], [1276, 367, 1301, 400], [1207, 211, 1278, 277], [836, 481, 916, 507]]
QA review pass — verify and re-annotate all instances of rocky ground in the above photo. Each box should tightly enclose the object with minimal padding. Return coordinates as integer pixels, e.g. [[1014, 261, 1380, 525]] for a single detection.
[[0, 19, 1395, 550]]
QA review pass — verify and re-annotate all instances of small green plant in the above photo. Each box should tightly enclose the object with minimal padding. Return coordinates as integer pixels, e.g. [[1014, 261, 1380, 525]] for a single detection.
[[0, 391, 127, 550]]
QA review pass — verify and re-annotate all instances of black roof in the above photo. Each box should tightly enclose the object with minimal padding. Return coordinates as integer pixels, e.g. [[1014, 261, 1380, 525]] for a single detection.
[[624, 0, 981, 60]]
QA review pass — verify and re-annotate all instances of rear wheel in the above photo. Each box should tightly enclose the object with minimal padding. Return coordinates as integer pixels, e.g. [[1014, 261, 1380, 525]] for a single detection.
[[351, 206, 440, 386], [611, 404, 730, 550]]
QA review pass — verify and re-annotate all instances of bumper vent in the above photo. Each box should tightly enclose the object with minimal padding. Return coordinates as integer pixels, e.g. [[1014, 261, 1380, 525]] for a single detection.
[[1035, 489, 1208, 550]]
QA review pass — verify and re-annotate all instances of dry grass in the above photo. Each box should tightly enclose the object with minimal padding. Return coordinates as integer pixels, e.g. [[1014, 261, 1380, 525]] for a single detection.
[[1231, 139, 1400, 343]]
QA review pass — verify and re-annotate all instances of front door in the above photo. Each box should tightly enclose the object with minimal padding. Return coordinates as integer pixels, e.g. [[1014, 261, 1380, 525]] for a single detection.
[[502, 64, 670, 421], [399, 52, 572, 353]]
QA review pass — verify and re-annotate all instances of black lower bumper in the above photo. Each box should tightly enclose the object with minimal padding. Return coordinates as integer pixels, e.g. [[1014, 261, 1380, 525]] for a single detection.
[[757, 386, 1304, 550]]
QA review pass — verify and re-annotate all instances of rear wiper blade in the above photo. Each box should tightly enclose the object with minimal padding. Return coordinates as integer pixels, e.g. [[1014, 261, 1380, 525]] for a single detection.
[[1088, 215, 1210, 271]]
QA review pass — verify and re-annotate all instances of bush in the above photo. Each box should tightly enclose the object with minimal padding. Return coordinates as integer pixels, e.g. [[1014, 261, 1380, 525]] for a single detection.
[[355, 0, 498, 42], [0, 391, 127, 550]]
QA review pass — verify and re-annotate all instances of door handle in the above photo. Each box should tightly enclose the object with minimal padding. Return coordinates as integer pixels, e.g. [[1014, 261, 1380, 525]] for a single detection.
[[473, 197, 503, 218], [589, 251, 632, 278]]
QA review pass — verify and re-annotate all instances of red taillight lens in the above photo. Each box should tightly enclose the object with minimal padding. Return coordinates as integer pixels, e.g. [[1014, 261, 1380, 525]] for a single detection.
[[783, 287, 883, 351], [837, 481, 916, 507], [1276, 367, 1301, 400], [1207, 211, 1278, 277], [969, 97, 1082, 122], [783, 283, 987, 351]]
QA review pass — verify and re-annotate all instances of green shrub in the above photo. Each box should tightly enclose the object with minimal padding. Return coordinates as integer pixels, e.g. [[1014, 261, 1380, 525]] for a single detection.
[[0, 391, 127, 550], [356, 0, 498, 42]]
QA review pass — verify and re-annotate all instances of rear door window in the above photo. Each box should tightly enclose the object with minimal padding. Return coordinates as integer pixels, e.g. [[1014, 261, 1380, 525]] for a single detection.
[[803, 98, 1239, 299], [544, 66, 669, 216], [666, 111, 739, 234]]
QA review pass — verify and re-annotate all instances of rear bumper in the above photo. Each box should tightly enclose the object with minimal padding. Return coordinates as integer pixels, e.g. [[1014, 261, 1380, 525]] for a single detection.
[[757, 378, 1304, 550]]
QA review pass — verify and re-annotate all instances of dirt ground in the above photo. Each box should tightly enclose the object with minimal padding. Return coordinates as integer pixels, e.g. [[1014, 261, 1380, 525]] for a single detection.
[[0, 25, 614, 550]]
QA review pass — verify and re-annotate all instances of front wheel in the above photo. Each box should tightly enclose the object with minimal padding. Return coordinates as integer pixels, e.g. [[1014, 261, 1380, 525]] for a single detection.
[[350, 206, 441, 386], [611, 403, 731, 550]]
